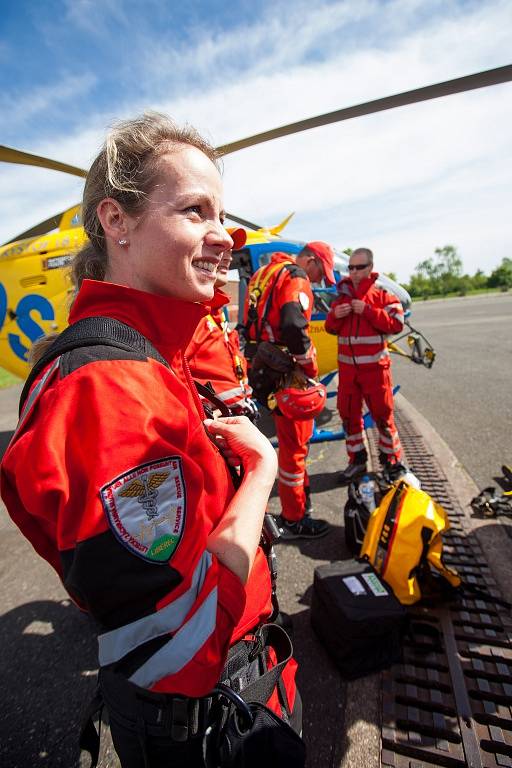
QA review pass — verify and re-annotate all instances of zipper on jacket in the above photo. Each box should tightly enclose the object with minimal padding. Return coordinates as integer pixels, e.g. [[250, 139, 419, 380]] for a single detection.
[[182, 352, 207, 419]]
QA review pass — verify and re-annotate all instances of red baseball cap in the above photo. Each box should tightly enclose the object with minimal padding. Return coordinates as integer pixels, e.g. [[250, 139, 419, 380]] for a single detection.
[[226, 227, 247, 250], [304, 241, 336, 285]]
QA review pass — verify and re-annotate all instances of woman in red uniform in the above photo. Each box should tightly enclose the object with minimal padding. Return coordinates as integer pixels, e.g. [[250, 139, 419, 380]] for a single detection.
[[1, 113, 301, 767], [187, 228, 258, 419]]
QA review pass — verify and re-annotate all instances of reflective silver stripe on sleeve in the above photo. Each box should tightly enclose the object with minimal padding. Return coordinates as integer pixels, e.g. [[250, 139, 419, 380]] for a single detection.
[[14, 357, 61, 439], [217, 386, 245, 402], [98, 551, 212, 666], [338, 335, 384, 345], [384, 303, 403, 314], [129, 587, 218, 689], [339, 350, 389, 365]]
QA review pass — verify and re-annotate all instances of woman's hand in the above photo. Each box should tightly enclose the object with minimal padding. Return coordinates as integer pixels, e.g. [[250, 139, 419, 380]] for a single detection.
[[204, 416, 277, 478], [205, 416, 277, 583]]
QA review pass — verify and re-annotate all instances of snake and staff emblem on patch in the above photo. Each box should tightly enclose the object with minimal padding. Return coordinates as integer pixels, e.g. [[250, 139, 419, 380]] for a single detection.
[[100, 457, 186, 563]]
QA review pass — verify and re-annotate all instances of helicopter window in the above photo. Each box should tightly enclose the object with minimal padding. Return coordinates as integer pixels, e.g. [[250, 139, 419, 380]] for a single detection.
[[312, 288, 337, 313], [258, 249, 300, 270], [229, 248, 252, 280]]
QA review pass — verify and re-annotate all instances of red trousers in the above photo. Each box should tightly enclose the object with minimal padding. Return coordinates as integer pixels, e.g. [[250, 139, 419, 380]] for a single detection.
[[338, 366, 401, 464], [274, 413, 313, 522]]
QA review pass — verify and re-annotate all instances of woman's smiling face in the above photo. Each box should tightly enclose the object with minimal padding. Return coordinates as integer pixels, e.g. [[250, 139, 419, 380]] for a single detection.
[[111, 145, 233, 302]]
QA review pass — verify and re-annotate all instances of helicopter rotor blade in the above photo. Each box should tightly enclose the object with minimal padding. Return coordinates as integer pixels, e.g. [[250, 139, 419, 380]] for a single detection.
[[224, 212, 264, 231], [217, 65, 512, 156], [0, 145, 87, 178], [1, 208, 76, 246]]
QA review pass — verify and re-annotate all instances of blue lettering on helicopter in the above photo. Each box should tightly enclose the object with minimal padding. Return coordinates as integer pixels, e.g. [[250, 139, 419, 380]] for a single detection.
[[0, 283, 7, 333], [0, 283, 55, 362]]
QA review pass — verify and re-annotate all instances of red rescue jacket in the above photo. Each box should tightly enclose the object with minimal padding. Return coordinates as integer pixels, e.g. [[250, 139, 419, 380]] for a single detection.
[[243, 253, 318, 378], [1, 280, 275, 698], [186, 288, 251, 409], [324, 273, 404, 371]]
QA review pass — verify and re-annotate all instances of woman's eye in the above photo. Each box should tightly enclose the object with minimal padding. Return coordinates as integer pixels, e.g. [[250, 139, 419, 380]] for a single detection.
[[185, 205, 202, 216]]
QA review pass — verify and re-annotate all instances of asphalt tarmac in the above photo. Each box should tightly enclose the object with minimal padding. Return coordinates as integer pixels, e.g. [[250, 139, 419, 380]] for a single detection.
[[391, 292, 512, 490]]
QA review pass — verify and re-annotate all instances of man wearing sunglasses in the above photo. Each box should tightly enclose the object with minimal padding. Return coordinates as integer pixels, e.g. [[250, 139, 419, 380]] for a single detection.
[[325, 247, 406, 484]]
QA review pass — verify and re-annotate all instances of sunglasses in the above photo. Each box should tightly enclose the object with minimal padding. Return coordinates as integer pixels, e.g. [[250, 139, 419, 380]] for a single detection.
[[348, 263, 371, 271]]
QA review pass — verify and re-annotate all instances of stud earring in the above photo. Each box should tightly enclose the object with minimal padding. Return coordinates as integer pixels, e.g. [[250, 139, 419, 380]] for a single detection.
[[118, 239, 128, 246]]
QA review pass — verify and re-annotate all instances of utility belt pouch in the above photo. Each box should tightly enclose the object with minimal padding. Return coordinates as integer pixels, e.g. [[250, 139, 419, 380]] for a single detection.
[[311, 559, 408, 680], [243, 340, 259, 362], [204, 623, 305, 767], [248, 342, 294, 407]]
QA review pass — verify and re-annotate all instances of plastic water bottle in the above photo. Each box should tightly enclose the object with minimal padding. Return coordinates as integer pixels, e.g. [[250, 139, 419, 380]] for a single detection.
[[359, 475, 376, 512]]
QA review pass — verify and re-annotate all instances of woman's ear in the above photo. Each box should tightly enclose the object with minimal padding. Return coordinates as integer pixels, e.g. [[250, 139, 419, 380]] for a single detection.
[[96, 198, 129, 243]]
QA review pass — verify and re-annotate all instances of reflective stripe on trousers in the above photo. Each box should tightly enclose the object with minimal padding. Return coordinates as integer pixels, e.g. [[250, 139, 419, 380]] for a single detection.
[[338, 367, 401, 463], [275, 414, 313, 522]]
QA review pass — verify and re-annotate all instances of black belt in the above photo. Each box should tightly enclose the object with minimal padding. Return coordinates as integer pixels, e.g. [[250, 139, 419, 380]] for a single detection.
[[80, 623, 294, 766]]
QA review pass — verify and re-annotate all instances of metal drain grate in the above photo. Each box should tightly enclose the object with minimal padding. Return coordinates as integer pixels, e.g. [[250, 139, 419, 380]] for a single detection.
[[367, 408, 512, 768]]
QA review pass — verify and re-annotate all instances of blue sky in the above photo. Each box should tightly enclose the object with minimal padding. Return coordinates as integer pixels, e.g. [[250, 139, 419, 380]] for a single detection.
[[1, 0, 511, 280]]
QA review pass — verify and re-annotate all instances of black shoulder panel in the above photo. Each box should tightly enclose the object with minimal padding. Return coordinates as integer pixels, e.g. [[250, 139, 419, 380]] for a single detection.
[[283, 263, 307, 280], [60, 531, 183, 631], [59, 345, 148, 379], [20, 316, 169, 416]]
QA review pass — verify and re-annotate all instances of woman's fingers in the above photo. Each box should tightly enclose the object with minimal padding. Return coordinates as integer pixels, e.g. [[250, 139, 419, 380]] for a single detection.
[[204, 416, 277, 474]]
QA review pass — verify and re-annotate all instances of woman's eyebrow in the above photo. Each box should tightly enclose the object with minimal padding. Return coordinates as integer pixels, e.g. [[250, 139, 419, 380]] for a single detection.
[[174, 191, 213, 206]]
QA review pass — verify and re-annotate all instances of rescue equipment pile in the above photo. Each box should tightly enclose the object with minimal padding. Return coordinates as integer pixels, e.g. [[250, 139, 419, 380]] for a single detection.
[[311, 476, 464, 679], [470, 465, 512, 518]]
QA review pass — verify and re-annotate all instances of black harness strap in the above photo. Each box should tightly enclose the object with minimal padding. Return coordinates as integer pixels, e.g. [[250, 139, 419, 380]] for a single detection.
[[20, 317, 169, 415], [245, 262, 301, 346]]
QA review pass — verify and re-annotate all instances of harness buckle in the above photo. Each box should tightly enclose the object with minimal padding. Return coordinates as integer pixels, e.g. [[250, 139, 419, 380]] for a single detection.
[[248, 628, 265, 662], [171, 699, 189, 742]]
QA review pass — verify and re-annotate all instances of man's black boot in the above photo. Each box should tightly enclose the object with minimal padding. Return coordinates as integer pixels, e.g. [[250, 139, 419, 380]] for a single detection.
[[337, 461, 368, 486], [383, 461, 407, 482], [277, 515, 330, 540]]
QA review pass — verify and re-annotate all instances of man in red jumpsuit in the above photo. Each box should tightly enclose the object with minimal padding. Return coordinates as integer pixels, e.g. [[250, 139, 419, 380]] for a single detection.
[[325, 247, 406, 484], [243, 242, 336, 539], [187, 228, 258, 418]]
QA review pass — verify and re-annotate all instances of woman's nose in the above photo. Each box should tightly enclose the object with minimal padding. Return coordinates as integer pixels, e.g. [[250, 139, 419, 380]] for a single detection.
[[208, 221, 233, 251]]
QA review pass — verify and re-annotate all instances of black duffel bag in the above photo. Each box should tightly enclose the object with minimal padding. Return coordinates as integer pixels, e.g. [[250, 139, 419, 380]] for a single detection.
[[311, 559, 408, 680]]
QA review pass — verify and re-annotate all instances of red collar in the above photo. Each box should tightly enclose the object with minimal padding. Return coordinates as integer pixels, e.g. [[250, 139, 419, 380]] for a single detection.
[[69, 280, 207, 363], [208, 288, 230, 312], [339, 271, 378, 296]]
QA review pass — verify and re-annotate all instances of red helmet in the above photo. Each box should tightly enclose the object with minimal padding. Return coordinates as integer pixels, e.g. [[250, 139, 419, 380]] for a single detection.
[[275, 381, 327, 420]]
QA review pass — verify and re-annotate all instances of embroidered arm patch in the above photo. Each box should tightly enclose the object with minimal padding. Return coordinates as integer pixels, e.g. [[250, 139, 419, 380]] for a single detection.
[[100, 456, 186, 564]]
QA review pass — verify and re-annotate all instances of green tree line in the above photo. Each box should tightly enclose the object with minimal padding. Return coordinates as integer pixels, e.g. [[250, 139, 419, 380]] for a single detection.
[[402, 246, 512, 298]]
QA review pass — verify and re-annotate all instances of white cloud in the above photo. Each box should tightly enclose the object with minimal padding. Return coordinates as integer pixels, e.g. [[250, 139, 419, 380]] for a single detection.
[[63, 0, 129, 36], [0, 73, 97, 131]]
